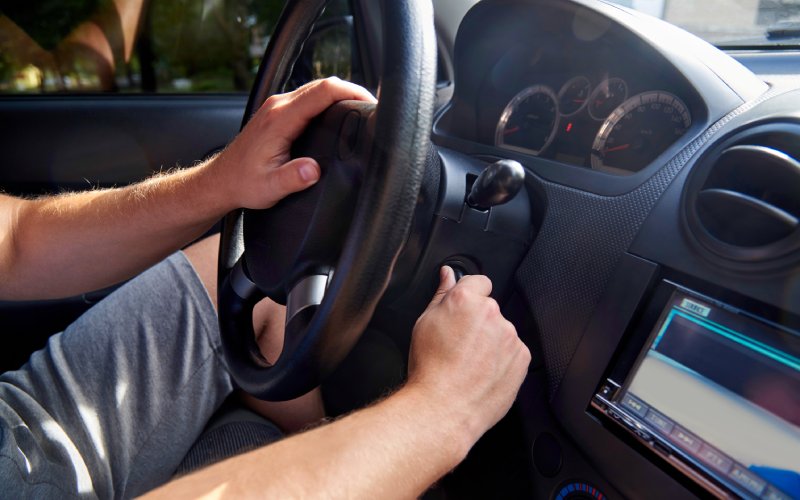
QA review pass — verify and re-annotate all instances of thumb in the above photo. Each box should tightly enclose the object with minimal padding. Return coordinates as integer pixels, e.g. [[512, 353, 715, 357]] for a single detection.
[[429, 266, 457, 306], [266, 157, 321, 204]]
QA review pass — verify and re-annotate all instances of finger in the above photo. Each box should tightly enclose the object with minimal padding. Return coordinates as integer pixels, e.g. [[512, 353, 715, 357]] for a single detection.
[[453, 274, 493, 297], [279, 78, 377, 140], [298, 76, 377, 105], [429, 266, 457, 306], [263, 157, 321, 206]]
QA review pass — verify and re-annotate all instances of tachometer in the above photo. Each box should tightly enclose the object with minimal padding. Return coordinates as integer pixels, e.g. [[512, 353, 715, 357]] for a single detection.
[[558, 76, 591, 116], [588, 77, 627, 121], [591, 91, 692, 174], [495, 85, 559, 155]]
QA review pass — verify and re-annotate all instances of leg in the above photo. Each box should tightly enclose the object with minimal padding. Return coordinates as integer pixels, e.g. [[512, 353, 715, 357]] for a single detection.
[[0, 253, 232, 498], [182, 235, 325, 434]]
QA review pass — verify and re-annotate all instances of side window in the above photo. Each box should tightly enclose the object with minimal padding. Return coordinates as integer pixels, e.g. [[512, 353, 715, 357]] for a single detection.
[[0, 0, 356, 94], [287, 3, 360, 90]]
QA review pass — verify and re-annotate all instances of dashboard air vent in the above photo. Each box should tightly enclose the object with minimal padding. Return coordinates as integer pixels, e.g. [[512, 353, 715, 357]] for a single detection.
[[684, 123, 800, 266]]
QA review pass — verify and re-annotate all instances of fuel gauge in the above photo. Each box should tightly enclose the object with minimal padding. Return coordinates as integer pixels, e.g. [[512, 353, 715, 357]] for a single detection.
[[588, 77, 628, 120], [558, 76, 591, 117]]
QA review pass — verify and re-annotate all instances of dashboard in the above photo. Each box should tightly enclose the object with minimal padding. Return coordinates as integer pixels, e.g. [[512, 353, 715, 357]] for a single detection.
[[479, 38, 694, 174], [436, 0, 710, 179], [430, 0, 800, 499]]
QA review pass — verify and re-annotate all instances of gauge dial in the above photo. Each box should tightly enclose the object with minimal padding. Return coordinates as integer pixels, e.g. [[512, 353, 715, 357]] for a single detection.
[[591, 91, 692, 174], [495, 85, 559, 155], [588, 77, 628, 121], [558, 76, 591, 116]]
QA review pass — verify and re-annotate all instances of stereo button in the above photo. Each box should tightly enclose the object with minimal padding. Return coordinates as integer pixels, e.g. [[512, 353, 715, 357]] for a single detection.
[[620, 393, 649, 418], [730, 465, 766, 496], [762, 485, 792, 500], [644, 409, 674, 435], [697, 444, 733, 474], [670, 426, 702, 453]]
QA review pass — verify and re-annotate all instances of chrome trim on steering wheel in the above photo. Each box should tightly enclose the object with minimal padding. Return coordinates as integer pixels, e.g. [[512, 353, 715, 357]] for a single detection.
[[230, 259, 259, 300], [286, 274, 330, 323]]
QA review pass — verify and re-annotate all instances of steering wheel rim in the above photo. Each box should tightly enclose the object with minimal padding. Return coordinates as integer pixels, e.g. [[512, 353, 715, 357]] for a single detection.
[[217, 0, 437, 401]]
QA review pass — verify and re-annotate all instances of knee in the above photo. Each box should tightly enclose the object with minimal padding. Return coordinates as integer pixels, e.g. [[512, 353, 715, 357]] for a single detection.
[[182, 234, 220, 309]]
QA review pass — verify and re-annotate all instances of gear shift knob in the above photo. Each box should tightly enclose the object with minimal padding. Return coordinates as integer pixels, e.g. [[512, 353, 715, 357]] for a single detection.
[[467, 159, 525, 210]]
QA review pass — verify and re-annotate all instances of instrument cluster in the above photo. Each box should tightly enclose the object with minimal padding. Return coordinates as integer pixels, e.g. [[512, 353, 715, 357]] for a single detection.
[[493, 74, 692, 174]]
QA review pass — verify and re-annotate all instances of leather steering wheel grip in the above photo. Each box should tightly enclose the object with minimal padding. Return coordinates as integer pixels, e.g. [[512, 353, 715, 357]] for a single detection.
[[217, 0, 438, 400]]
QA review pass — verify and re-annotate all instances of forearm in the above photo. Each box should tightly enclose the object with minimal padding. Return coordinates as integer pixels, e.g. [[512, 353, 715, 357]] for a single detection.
[[142, 385, 474, 499], [0, 158, 231, 299], [0, 78, 376, 301]]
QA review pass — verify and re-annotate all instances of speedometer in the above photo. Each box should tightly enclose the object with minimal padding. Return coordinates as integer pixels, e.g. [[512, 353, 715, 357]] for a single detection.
[[495, 85, 559, 156], [590, 91, 691, 174]]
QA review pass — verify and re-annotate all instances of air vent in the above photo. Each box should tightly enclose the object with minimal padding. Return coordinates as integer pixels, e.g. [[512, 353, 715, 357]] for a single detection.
[[685, 123, 800, 266]]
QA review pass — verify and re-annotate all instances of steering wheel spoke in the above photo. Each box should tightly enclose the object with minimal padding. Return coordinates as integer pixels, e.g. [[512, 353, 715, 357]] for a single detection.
[[285, 271, 333, 325], [228, 257, 260, 301], [218, 257, 271, 371]]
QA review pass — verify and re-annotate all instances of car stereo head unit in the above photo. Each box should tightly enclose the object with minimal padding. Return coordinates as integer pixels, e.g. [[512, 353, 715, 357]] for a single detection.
[[592, 280, 799, 499]]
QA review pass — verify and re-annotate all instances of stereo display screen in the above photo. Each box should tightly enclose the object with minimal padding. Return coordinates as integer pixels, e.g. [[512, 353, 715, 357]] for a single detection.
[[615, 290, 799, 499]]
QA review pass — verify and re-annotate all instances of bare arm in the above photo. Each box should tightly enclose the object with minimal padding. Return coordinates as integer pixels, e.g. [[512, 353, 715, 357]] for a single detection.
[[0, 77, 375, 300], [146, 385, 471, 499], [141, 268, 531, 499]]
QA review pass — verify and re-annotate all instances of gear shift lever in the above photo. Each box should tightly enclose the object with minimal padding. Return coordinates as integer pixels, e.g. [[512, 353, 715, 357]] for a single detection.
[[467, 159, 525, 211]]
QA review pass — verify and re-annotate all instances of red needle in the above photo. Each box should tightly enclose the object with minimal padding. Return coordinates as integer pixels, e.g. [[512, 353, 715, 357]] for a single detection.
[[605, 144, 630, 153], [504, 126, 520, 135]]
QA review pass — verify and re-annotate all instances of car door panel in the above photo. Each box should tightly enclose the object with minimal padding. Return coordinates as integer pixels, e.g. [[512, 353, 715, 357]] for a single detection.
[[0, 95, 246, 195]]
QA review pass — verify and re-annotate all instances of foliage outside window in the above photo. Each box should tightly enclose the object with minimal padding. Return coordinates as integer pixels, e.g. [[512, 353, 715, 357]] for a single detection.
[[0, 0, 353, 93]]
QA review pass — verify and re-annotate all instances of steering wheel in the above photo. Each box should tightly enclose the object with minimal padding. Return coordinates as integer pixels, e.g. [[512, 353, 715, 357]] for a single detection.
[[217, 0, 437, 401]]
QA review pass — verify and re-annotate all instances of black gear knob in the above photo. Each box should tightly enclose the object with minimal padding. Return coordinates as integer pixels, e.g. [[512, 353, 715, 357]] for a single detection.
[[467, 159, 525, 210]]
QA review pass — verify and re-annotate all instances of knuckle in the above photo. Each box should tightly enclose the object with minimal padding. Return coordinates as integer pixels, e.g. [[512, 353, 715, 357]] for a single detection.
[[519, 350, 532, 371], [500, 324, 516, 345], [514, 333, 527, 350], [503, 318, 518, 335], [476, 274, 492, 288], [463, 274, 488, 288], [484, 297, 501, 317], [496, 321, 519, 348], [287, 86, 312, 105], [449, 286, 470, 305], [263, 94, 281, 109]]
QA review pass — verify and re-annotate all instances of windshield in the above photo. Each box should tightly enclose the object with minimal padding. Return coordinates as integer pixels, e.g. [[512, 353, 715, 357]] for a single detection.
[[612, 0, 800, 47]]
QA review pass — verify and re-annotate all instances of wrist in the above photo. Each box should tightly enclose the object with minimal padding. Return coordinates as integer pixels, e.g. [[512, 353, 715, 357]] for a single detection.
[[196, 152, 238, 215], [394, 382, 481, 467]]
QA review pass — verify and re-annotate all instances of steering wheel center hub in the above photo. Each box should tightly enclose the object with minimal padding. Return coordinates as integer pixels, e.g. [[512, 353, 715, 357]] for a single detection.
[[244, 101, 374, 302]]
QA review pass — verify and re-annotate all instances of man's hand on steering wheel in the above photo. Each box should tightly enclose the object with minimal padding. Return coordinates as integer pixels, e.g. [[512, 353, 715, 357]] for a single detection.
[[206, 77, 376, 212]]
